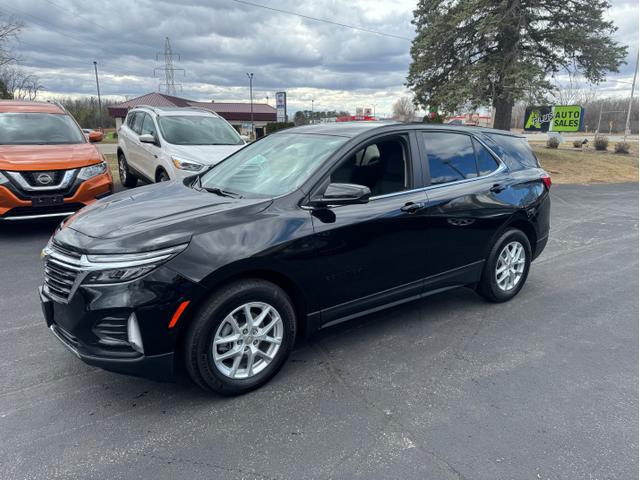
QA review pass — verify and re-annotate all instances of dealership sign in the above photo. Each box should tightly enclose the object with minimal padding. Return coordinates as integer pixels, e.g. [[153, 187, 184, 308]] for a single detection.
[[524, 105, 584, 132], [275, 91, 287, 123]]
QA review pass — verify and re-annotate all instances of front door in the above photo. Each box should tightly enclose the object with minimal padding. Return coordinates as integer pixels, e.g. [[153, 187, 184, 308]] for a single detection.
[[309, 132, 429, 324]]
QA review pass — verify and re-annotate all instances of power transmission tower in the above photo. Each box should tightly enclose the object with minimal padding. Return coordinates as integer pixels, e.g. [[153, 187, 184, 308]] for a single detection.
[[154, 37, 184, 95]]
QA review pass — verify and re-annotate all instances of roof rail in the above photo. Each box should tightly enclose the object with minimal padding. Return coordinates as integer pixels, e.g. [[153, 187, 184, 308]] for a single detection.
[[129, 104, 161, 113], [182, 106, 219, 116], [46, 100, 68, 114]]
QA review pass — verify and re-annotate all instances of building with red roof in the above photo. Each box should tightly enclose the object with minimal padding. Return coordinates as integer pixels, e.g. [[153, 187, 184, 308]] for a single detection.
[[108, 92, 277, 137]]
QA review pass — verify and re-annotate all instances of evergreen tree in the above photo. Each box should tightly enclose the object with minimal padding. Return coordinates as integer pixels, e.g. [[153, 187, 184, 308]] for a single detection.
[[407, 0, 628, 130]]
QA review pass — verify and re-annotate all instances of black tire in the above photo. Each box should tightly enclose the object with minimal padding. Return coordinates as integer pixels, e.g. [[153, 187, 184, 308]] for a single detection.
[[156, 169, 170, 182], [184, 279, 296, 395], [476, 228, 532, 302], [118, 152, 138, 188]]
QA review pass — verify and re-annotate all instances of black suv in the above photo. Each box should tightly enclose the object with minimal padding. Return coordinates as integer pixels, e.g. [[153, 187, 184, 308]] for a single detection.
[[40, 122, 551, 395]]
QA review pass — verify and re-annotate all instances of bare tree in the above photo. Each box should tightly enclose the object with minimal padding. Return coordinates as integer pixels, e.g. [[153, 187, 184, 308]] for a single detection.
[[0, 16, 43, 100], [0, 67, 43, 100], [550, 67, 599, 106], [0, 16, 21, 68], [392, 97, 416, 122]]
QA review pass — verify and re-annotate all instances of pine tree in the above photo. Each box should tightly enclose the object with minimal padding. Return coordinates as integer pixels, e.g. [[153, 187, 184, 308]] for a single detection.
[[407, 0, 628, 130]]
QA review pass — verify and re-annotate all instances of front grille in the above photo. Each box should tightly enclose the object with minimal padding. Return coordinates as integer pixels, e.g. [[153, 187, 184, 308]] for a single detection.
[[43, 243, 83, 303], [21, 170, 65, 187]]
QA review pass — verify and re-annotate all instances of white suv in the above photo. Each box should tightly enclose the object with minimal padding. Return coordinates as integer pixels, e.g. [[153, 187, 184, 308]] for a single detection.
[[117, 106, 246, 187]]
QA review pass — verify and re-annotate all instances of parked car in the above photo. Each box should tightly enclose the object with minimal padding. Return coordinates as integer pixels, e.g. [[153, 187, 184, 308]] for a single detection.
[[116, 106, 245, 186], [40, 122, 551, 394], [82, 128, 104, 142], [0, 100, 112, 221]]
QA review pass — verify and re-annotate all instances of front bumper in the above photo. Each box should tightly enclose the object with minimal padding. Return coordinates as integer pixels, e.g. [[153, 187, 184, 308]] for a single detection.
[[0, 172, 112, 220], [39, 264, 207, 382]]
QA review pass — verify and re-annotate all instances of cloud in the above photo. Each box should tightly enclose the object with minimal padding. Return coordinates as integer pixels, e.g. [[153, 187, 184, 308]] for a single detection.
[[3, 0, 637, 116]]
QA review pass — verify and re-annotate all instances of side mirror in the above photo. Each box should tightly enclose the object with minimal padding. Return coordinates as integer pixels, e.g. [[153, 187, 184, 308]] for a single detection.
[[139, 133, 156, 144], [88, 131, 103, 143], [311, 183, 371, 207]]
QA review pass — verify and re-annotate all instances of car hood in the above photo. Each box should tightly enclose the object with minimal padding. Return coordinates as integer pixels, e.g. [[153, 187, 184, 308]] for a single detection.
[[56, 180, 272, 252], [0, 143, 102, 171], [168, 144, 245, 166]]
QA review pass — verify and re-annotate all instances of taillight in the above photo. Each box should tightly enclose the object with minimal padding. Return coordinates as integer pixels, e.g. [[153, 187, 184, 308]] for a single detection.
[[541, 174, 552, 189]]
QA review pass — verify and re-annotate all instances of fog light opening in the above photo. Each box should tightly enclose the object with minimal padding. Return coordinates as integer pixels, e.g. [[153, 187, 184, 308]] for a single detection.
[[127, 313, 144, 355]]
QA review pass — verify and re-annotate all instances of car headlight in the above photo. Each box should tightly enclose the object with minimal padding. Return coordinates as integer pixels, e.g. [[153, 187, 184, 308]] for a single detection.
[[0, 171, 10, 186], [80, 244, 188, 284], [172, 157, 204, 172], [78, 161, 108, 180]]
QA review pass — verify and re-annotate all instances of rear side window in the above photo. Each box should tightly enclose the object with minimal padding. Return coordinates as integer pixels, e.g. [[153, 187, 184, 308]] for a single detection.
[[473, 139, 499, 175], [421, 132, 477, 185], [484, 134, 539, 170]]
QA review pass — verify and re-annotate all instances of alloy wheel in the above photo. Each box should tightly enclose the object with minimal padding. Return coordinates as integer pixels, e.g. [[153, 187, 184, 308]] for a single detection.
[[495, 241, 526, 291], [118, 157, 127, 182], [212, 302, 283, 379]]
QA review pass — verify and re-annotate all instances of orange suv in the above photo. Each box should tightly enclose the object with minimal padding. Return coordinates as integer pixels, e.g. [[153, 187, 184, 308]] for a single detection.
[[0, 100, 113, 221]]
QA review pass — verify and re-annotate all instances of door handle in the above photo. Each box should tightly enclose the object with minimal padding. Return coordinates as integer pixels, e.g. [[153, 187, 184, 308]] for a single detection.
[[490, 183, 506, 193], [400, 202, 424, 213]]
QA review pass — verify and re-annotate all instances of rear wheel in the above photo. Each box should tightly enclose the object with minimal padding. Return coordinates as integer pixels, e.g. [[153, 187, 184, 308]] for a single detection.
[[477, 228, 531, 302], [118, 152, 138, 188], [184, 279, 296, 395]]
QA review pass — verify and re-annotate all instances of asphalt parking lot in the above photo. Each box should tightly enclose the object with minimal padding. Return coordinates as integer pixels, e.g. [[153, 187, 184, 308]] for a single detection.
[[0, 183, 637, 480]]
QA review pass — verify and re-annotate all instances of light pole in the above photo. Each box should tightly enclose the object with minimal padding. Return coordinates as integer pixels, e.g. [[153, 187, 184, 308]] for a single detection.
[[246, 73, 254, 139], [265, 95, 269, 106], [624, 50, 638, 142], [93, 61, 102, 129]]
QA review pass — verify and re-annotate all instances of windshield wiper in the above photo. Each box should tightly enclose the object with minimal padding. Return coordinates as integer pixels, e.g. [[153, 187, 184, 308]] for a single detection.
[[202, 186, 243, 199]]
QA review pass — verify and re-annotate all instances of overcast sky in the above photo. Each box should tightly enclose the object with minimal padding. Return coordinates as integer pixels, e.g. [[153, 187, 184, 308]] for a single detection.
[[3, 0, 638, 115]]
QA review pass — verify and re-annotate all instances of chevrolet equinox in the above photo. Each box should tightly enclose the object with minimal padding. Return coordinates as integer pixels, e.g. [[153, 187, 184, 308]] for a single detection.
[[40, 122, 551, 395]]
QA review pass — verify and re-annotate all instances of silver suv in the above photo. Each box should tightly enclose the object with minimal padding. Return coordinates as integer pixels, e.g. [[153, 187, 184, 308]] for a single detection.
[[117, 106, 246, 186]]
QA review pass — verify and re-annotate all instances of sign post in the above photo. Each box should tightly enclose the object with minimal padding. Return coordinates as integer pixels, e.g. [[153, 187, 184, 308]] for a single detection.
[[276, 92, 287, 123]]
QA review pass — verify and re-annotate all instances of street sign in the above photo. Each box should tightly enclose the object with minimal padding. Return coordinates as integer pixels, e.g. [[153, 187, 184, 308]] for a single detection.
[[276, 91, 287, 123], [524, 105, 584, 132]]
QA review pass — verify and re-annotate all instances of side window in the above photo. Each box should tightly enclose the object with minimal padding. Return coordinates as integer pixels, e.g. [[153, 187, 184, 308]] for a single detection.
[[422, 132, 477, 185], [473, 139, 499, 175], [484, 133, 539, 170], [131, 113, 145, 135], [141, 114, 156, 137], [125, 112, 136, 129], [330, 136, 409, 197]]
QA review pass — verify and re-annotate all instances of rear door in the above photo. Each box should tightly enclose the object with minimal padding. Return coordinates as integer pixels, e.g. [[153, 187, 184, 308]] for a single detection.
[[418, 131, 515, 283], [308, 131, 430, 324]]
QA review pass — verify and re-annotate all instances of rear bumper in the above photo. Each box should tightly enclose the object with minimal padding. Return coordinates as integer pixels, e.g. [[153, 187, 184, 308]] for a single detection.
[[0, 172, 112, 220]]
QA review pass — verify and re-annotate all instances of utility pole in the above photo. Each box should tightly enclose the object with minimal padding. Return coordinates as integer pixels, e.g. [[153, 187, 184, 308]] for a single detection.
[[93, 61, 102, 129], [624, 50, 639, 142], [246, 73, 254, 139]]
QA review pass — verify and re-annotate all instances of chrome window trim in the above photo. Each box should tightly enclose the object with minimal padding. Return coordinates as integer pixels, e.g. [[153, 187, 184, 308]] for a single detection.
[[4, 169, 77, 192], [301, 130, 509, 208]]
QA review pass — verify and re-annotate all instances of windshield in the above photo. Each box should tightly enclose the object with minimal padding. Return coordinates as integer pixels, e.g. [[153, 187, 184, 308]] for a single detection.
[[158, 115, 244, 145], [0, 113, 85, 145], [198, 133, 347, 198]]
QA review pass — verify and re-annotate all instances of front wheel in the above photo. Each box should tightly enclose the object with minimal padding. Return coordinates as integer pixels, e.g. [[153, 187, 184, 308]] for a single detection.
[[477, 228, 531, 302], [184, 279, 296, 395], [118, 152, 138, 188]]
